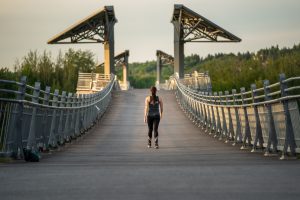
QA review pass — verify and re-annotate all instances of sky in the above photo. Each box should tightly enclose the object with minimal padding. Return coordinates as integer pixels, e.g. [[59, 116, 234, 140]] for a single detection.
[[0, 0, 300, 70]]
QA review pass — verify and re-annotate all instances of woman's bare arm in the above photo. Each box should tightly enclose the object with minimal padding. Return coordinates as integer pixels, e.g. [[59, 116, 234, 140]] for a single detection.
[[144, 97, 149, 123], [159, 97, 163, 119]]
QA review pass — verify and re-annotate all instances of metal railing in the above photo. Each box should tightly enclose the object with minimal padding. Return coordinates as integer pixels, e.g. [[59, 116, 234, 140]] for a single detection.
[[159, 71, 212, 92], [182, 71, 212, 92], [76, 72, 112, 94], [0, 74, 116, 161], [171, 73, 300, 159]]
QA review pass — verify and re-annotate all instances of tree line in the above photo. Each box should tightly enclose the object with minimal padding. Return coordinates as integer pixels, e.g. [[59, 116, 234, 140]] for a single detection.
[[184, 44, 300, 91], [1, 43, 300, 93], [127, 43, 300, 91], [0, 49, 95, 94]]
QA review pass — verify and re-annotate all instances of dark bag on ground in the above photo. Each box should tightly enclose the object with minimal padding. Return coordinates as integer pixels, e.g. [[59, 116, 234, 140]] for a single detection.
[[23, 148, 40, 162]]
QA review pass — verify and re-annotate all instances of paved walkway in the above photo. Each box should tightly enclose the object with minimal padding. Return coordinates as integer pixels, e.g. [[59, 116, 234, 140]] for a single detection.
[[1, 89, 300, 200]]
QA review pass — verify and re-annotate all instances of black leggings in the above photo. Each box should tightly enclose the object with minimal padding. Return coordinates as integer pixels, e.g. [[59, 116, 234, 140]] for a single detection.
[[147, 116, 160, 144]]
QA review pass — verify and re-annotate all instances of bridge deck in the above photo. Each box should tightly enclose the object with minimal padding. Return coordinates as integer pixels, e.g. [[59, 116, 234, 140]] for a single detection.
[[1, 89, 300, 200]]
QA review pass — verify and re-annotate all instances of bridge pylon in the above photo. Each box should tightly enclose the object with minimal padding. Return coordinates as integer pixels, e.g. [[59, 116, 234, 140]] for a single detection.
[[96, 50, 130, 90], [47, 6, 117, 75], [156, 50, 174, 85], [171, 4, 241, 79]]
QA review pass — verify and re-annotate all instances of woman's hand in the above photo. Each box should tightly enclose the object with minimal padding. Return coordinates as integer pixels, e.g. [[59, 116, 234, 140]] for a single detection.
[[144, 115, 147, 123]]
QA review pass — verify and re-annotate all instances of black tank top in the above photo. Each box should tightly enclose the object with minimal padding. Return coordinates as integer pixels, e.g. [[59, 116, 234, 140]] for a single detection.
[[148, 96, 160, 117]]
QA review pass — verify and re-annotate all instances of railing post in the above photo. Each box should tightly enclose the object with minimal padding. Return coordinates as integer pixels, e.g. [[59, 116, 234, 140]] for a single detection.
[[94, 93, 99, 122], [63, 92, 72, 142], [93, 93, 98, 124], [190, 96, 196, 121], [26, 82, 41, 151], [96, 91, 101, 118], [240, 87, 252, 149], [42, 86, 51, 151], [12, 76, 27, 159], [57, 91, 66, 145], [86, 94, 90, 130], [250, 84, 264, 152], [225, 91, 234, 143], [232, 89, 242, 146], [206, 71, 212, 93], [219, 91, 228, 141], [88, 94, 93, 128], [263, 80, 278, 156], [70, 93, 77, 139], [74, 94, 82, 137], [82, 94, 88, 132], [203, 92, 212, 132], [192, 95, 197, 123], [90, 93, 95, 124], [197, 92, 204, 127], [85, 94, 90, 129], [182, 90, 187, 113], [279, 74, 296, 159], [214, 92, 221, 138], [209, 92, 216, 135], [22, 81, 41, 161], [79, 94, 85, 134], [86, 94, 91, 129], [48, 89, 59, 148]]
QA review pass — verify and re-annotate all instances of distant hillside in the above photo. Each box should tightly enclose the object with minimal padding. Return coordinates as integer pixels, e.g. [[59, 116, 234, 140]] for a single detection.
[[123, 43, 300, 90]]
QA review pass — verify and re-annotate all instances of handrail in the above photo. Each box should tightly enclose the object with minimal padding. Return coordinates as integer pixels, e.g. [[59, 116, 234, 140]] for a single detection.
[[174, 75, 300, 106]]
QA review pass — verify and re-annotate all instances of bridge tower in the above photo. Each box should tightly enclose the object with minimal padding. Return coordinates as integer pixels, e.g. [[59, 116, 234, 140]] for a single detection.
[[156, 50, 174, 84], [171, 4, 241, 79], [114, 50, 130, 87], [96, 50, 130, 90], [47, 6, 117, 75]]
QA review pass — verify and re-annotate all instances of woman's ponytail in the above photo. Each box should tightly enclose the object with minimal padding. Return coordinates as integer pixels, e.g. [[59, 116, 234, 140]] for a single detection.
[[150, 86, 157, 102]]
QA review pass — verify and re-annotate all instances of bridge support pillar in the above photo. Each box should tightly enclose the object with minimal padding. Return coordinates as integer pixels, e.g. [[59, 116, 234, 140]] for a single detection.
[[104, 6, 116, 75], [156, 55, 162, 84], [173, 19, 184, 79], [104, 24, 115, 75], [122, 55, 129, 85]]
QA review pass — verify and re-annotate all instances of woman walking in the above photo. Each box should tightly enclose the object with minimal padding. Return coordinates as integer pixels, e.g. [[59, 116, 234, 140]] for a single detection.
[[144, 86, 163, 149]]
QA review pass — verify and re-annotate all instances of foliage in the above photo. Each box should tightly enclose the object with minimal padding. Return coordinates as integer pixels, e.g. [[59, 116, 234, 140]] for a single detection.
[[128, 61, 173, 88], [5, 49, 95, 93], [1, 43, 300, 92], [191, 44, 300, 91], [128, 43, 300, 91], [0, 68, 17, 98]]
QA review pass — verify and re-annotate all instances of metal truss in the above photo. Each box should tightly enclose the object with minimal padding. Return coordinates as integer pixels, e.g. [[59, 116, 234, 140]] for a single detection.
[[114, 50, 129, 67], [70, 23, 105, 43], [97, 50, 129, 68], [172, 4, 241, 43], [48, 6, 117, 44], [157, 50, 174, 65]]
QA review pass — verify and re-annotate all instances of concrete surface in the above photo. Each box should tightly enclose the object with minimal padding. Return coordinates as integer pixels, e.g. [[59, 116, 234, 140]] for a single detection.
[[1, 89, 300, 200]]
